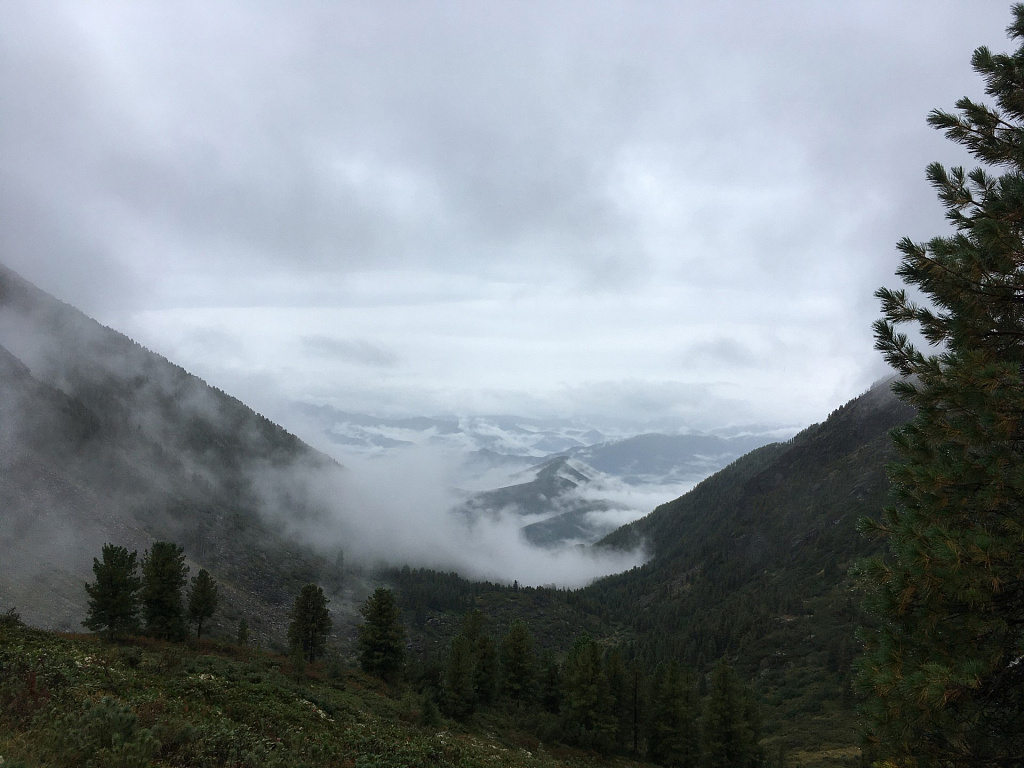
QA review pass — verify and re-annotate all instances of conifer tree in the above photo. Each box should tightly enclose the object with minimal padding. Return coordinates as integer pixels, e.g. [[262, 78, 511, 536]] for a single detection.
[[647, 662, 699, 768], [236, 617, 249, 647], [83, 544, 141, 641], [500, 618, 537, 704], [700, 663, 762, 768], [473, 628, 499, 706], [624, 659, 647, 757], [857, 7, 1024, 765], [440, 610, 499, 716], [442, 633, 479, 719], [561, 636, 617, 752], [603, 646, 630, 750], [186, 568, 219, 639], [539, 649, 563, 714], [357, 587, 405, 679], [140, 541, 188, 641], [288, 583, 332, 663]]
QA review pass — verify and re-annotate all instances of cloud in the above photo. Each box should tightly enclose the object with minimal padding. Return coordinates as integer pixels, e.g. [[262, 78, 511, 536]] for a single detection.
[[680, 338, 762, 369], [0, 0, 1012, 432], [300, 335, 399, 368], [255, 445, 646, 588]]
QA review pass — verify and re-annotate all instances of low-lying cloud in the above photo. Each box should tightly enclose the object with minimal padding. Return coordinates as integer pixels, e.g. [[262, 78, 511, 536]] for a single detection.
[[256, 445, 648, 589], [300, 335, 400, 368]]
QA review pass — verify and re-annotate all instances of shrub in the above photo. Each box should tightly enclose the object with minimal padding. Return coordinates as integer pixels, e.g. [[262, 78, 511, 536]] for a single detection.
[[57, 696, 160, 768]]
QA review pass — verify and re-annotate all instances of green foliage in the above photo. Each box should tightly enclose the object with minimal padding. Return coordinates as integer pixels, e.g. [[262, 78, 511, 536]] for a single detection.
[[391, 565, 613, 659], [1, 621, 651, 768], [186, 568, 219, 639], [236, 617, 249, 647], [857, 7, 1024, 766], [141, 541, 189, 641], [574, 383, 911, 754], [647, 662, 699, 768], [700, 663, 763, 768], [358, 587, 405, 680], [288, 583, 332, 663], [419, 691, 442, 728], [468, 618, 499, 707], [1, 607, 23, 628], [83, 544, 141, 641], [560, 636, 617, 752], [441, 634, 478, 719], [58, 696, 161, 768], [539, 649, 563, 715], [620, 659, 646, 757], [500, 619, 537, 705], [439, 611, 499, 719]]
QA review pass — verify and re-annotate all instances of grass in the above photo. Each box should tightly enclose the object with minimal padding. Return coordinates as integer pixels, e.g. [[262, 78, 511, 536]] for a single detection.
[[0, 618, 658, 768]]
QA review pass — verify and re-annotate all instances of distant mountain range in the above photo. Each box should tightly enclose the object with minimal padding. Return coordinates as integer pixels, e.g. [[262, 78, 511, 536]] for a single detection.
[[290, 401, 781, 470], [567, 431, 774, 484], [288, 402, 609, 457], [287, 401, 782, 547]]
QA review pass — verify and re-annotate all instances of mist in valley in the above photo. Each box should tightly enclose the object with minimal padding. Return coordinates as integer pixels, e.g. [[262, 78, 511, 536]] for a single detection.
[[0, 268, 656, 637], [268, 447, 649, 588], [2, 0, 1006, 627]]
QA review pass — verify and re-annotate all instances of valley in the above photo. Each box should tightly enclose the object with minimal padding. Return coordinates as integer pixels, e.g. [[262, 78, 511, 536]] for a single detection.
[[0, 262, 907, 764]]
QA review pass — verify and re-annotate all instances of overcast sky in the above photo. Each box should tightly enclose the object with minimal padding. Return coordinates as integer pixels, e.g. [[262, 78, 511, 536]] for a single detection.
[[1, 1, 1013, 431]]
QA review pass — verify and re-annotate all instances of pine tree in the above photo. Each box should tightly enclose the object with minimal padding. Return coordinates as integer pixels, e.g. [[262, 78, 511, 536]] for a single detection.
[[440, 610, 498, 716], [357, 587, 405, 679], [500, 618, 537, 705], [441, 633, 479, 719], [83, 544, 141, 641], [647, 662, 699, 768], [856, 7, 1024, 765], [539, 649, 563, 714], [236, 617, 249, 646], [700, 663, 762, 768], [625, 659, 647, 757], [473, 629, 499, 706], [561, 635, 617, 752], [186, 568, 219, 639], [140, 541, 188, 641], [603, 646, 630, 750], [288, 583, 332, 663]]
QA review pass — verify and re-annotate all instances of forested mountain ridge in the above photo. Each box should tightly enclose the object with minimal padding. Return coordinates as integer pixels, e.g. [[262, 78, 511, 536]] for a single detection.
[[0, 263, 350, 641], [577, 380, 915, 753], [600, 380, 909, 558]]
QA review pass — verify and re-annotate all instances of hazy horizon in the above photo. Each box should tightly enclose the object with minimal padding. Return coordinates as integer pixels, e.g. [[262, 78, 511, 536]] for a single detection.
[[2, 1, 1011, 435]]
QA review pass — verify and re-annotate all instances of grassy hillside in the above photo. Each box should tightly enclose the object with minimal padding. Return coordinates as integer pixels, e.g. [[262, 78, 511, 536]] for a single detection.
[[0, 615, 658, 768]]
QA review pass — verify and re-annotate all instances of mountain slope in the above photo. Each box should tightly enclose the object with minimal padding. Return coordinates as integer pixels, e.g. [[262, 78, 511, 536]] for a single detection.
[[0, 620, 659, 768], [569, 432, 774, 484], [455, 456, 623, 546], [580, 380, 914, 754], [0, 264, 351, 642]]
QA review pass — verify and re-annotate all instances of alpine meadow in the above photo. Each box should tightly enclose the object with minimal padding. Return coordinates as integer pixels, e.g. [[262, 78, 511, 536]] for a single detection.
[[3, 4, 1024, 768]]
